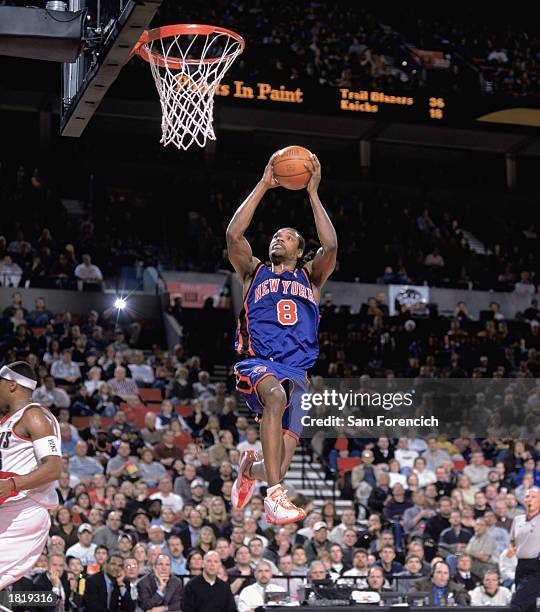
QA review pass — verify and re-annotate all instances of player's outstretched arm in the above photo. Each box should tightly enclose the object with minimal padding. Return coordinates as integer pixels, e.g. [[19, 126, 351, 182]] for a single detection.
[[226, 155, 278, 281], [304, 154, 337, 291], [0, 407, 61, 497]]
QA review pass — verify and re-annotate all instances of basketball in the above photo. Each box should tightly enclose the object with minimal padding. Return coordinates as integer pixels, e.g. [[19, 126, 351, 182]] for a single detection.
[[272, 145, 313, 190]]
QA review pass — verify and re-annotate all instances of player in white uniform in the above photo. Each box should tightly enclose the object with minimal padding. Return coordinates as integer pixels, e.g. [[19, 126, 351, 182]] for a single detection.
[[0, 361, 62, 591]]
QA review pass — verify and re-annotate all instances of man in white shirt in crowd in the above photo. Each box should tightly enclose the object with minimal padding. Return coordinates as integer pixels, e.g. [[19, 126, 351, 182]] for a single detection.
[[33, 374, 71, 409], [150, 475, 184, 514], [51, 349, 82, 384], [237, 426, 263, 455], [329, 509, 358, 546], [464, 451, 491, 488], [394, 438, 418, 472], [469, 569, 511, 606], [342, 548, 370, 588], [66, 524, 97, 566], [70, 440, 104, 482], [237, 560, 286, 612], [75, 253, 103, 289], [128, 350, 155, 386], [0, 255, 22, 287]]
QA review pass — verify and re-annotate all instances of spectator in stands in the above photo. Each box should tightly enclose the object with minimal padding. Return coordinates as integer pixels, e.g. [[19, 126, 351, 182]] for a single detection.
[[305, 522, 333, 563], [182, 550, 236, 612], [51, 349, 82, 385], [352, 448, 383, 489], [92, 511, 123, 554], [33, 375, 71, 409], [128, 350, 155, 386], [108, 365, 140, 404], [163, 534, 186, 576], [395, 554, 424, 593], [154, 429, 183, 468], [452, 553, 481, 591], [469, 569, 511, 606], [140, 412, 163, 445], [0, 254, 22, 287], [75, 253, 103, 290], [329, 508, 358, 546], [237, 426, 262, 455], [411, 560, 470, 605], [514, 271, 535, 296], [138, 447, 167, 488], [166, 366, 192, 402], [363, 565, 391, 594], [237, 560, 285, 612], [138, 552, 183, 611], [376, 545, 403, 585], [465, 517, 499, 575], [438, 510, 473, 557], [464, 451, 491, 488], [106, 441, 140, 482], [66, 523, 97, 566], [423, 437, 452, 471], [150, 476, 184, 514], [70, 440, 103, 481], [83, 553, 134, 610], [156, 400, 180, 430], [384, 482, 413, 520], [176, 508, 203, 554], [32, 553, 70, 611], [394, 438, 418, 472], [483, 510, 510, 552], [209, 430, 235, 464], [228, 544, 254, 595], [342, 548, 369, 587]]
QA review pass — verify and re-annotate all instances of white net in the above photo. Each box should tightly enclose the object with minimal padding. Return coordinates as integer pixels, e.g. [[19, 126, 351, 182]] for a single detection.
[[142, 28, 243, 150]]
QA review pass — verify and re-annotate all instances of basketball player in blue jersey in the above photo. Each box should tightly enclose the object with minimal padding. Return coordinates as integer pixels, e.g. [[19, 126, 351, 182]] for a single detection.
[[227, 152, 337, 525]]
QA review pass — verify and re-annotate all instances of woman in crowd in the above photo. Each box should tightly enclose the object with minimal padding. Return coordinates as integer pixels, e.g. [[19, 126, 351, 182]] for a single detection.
[[49, 507, 79, 548]]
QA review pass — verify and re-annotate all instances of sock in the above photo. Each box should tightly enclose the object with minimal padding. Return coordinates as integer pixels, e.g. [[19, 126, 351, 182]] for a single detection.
[[266, 483, 282, 496]]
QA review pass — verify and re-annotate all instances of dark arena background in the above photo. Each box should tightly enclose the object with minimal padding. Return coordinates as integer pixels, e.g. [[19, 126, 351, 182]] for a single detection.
[[0, 0, 539, 610]]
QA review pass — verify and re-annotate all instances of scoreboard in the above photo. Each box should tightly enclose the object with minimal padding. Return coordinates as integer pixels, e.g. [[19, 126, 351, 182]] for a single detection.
[[213, 78, 538, 127]]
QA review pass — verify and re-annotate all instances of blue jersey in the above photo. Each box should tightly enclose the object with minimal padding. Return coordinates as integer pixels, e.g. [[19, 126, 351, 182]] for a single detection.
[[235, 263, 319, 369]]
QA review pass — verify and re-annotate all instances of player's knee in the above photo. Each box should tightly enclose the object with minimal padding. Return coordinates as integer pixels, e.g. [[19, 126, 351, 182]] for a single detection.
[[263, 386, 287, 412]]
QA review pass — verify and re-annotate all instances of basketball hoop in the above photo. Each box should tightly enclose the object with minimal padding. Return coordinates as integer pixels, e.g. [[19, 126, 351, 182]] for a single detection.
[[131, 24, 245, 150]]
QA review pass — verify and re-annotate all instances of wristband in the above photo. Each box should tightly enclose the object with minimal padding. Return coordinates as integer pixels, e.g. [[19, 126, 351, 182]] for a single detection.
[[33, 435, 61, 460], [9, 477, 17, 494]]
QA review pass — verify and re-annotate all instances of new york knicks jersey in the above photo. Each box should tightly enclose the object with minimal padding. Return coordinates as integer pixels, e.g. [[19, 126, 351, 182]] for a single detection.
[[0, 403, 60, 508], [235, 263, 319, 369]]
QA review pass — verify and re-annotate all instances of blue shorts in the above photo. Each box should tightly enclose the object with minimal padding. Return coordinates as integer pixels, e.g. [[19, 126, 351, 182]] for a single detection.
[[234, 357, 309, 441]]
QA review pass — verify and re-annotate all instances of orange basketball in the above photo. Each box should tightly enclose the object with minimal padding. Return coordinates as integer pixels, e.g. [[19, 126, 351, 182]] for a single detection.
[[272, 145, 313, 190]]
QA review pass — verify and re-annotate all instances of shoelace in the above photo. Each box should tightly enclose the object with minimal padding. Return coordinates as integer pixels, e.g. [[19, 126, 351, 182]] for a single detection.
[[271, 487, 296, 509]]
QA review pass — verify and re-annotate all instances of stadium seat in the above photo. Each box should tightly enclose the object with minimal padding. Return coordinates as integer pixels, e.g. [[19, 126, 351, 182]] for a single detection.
[[72, 416, 113, 430], [139, 388, 163, 402], [453, 460, 466, 471], [31, 327, 46, 337], [177, 405, 194, 417], [337, 457, 362, 473]]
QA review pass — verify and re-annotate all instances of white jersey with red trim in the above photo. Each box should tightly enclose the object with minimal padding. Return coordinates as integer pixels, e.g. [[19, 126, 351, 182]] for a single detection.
[[0, 403, 60, 509]]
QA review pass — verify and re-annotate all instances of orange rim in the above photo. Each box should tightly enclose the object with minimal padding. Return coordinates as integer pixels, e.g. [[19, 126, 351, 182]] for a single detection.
[[131, 24, 245, 70]]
